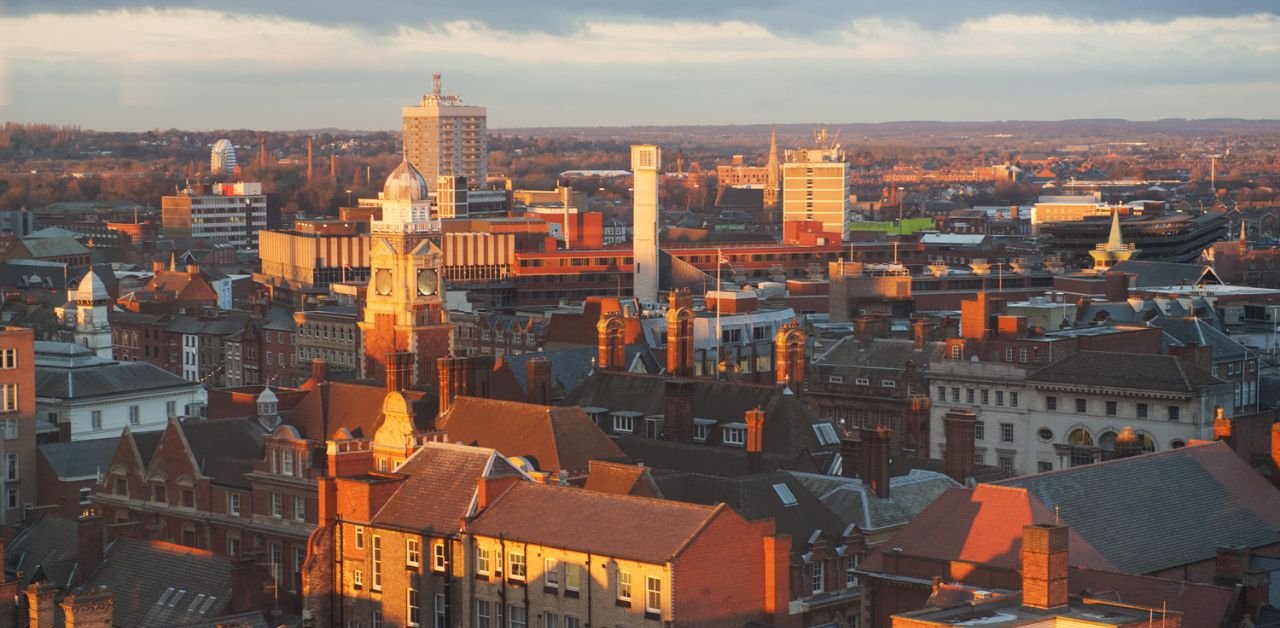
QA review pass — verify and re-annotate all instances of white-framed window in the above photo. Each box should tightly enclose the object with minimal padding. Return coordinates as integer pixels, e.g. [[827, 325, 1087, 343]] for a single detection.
[[228, 493, 241, 516], [91, 410, 102, 430], [810, 561, 824, 594], [129, 405, 140, 425], [565, 563, 581, 592], [617, 570, 632, 601], [881, 379, 896, 388], [6, 452, 21, 481], [407, 539, 421, 568], [509, 550, 525, 580], [408, 582, 421, 627], [564, 617, 580, 628], [722, 424, 746, 446], [544, 558, 559, 589], [476, 546, 491, 575], [227, 535, 241, 557], [0, 348, 16, 369], [434, 594, 448, 628], [0, 384, 15, 413], [693, 418, 714, 442], [271, 492, 282, 518], [846, 555, 860, 587], [354, 526, 365, 549], [612, 413, 635, 434], [509, 604, 527, 628], [294, 495, 306, 522], [373, 610, 383, 628], [830, 375, 846, 384], [282, 450, 295, 476], [371, 535, 382, 590], [353, 567, 364, 588], [433, 541, 446, 572], [1000, 423, 1014, 443], [166, 400, 177, 417], [645, 576, 662, 614], [4, 488, 15, 510], [475, 599, 491, 628], [2, 419, 14, 440]]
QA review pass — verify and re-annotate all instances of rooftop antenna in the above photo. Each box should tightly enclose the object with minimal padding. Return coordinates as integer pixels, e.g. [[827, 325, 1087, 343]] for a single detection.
[[432, 73, 442, 98]]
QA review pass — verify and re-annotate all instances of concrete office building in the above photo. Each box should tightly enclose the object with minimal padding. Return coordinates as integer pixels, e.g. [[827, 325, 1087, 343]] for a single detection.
[[162, 182, 268, 250], [631, 145, 660, 305], [783, 137, 848, 238], [210, 139, 237, 176], [401, 74, 487, 193]]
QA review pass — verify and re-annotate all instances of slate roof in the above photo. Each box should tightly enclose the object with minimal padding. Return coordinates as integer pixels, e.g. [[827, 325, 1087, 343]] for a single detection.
[[80, 538, 232, 627], [562, 371, 836, 474], [1149, 315, 1249, 361], [35, 354, 198, 399], [177, 418, 266, 488], [812, 336, 943, 384], [860, 484, 1115, 573], [499, 347, 601, 398], [371, 442, 522, 534], [1109, 260, 1219, 287], [998, 441, 1280, 575], [789, 469, 960, 533], [1078, 296, 1218, 326], [467, 482, 723, 564], [20, 236, 88, 259], [1026, 351, 1224, 394], [38, 437, 119, 479], [438, 397, 625, 475], [5, 515, 78, 587]]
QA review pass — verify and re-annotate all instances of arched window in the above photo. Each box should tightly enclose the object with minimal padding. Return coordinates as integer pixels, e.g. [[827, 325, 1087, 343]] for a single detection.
[[1067, 428, 1094, 467]]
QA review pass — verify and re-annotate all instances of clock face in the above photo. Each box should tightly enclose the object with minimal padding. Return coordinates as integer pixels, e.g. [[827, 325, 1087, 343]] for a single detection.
[[417, 268, 439, 297], [374, 269, 393, 296]]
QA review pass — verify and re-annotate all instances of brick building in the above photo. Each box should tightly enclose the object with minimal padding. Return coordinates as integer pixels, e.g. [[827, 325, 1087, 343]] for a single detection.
[[0, 326, 36, 522]]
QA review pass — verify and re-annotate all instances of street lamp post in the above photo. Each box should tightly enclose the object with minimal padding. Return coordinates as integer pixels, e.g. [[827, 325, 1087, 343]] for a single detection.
[[346, 189, 353, 207]]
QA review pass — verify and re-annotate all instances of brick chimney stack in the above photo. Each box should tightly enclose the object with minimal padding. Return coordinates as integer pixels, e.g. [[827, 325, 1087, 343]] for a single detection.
[[774, 323, 806, 391], [76, 513, 105, 588], [60, 590, 114, 628], [385, 351, 415, 393], [839, 437, 860, 479], [311, 358, 329, 385], [1021, 524, 1070, 612], [943, 409, 977, 485], [1272, 422, 1280, 488], [662, 379, 697, 443], [526, 357, 552, 405], [596, 314, 626, 371], [911, 317, 935, 350], [745, 408, 765, 474], [859, 426, 892, 499], [26, 582, 57, 628], [436, 355, 468, 416], [666, 289, 694, 377], [1104, 270, 1130, 302], [467, 355, 495, 399]]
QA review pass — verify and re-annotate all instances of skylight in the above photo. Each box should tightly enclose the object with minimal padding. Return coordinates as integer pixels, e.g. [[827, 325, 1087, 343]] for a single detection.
[[773, 483, 798, 507], [813, 423, 840, 446]]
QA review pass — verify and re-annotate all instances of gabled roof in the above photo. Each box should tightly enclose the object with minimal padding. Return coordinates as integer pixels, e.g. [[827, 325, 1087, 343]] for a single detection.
[[467, 482, 724, 564], [812, 336, 943, 383], [285, 380, 433, 441], [438, 397, 624, 475], [372, 442, 522, 534], [80, 538, 232, 627], [863, 484, 1115, 572], [1109, 260, 1219, 287], [176, 418, 266, 488], [998, 441, 1280, 574], [562, 371, 833, 470], [5, 515, 78, 587], [499, 347, 601, 399], [1026, 351, 1224, 394], [1149, 315, 1249, 361], [583, 460, 661, 498], [790, 469, 960, 533], [20, 236, 88, 259]]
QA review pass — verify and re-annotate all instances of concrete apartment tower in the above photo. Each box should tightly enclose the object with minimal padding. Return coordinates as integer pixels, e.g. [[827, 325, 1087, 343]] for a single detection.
[[402, 73, 487, 193], [783, 130, 848, 239], [631, 144, 661, 305]]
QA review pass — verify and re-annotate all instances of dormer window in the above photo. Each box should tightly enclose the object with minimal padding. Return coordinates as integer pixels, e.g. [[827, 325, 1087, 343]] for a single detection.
[[692, 418, 716, 443], [722, 423, 747, 447], [281, 449, 295, 476], [881, 380, 896, 388], [854, 377, 869, 386], [611, 412, 641, 434], [829, 375, 845, 384]]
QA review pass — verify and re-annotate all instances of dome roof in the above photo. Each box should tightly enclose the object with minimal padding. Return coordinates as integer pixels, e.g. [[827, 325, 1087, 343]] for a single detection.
[[257, 386, 279, 405], [74, 270, 108, 303], [383, 159, 429, 202]]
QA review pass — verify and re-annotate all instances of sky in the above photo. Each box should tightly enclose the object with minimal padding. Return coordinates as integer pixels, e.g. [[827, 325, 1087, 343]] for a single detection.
[[1, 1, 1279, 131]]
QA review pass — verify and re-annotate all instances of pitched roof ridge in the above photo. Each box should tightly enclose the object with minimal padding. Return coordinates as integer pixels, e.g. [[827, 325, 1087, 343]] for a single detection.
[[670, 502, 729, 560], [518, 481, 717, 512], [995, 441, 1218, 484]]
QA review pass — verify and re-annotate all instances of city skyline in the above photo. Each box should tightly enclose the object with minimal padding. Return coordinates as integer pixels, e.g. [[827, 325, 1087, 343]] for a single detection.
[[1, 2, 1279, 131]]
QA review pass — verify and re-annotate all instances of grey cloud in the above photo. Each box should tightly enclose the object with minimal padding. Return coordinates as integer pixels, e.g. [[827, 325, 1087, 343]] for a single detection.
[[4, 0, 1277, 34]]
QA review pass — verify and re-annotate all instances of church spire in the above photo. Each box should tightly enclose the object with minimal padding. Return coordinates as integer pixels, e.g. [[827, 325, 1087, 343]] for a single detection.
[[1106, 207, 1125, 250], [764, 127, 780, 208]]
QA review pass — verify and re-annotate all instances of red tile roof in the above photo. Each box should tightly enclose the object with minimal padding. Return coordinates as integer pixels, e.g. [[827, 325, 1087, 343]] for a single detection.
[[583, 460, 660, 498], [438, 397, 624, 474], [873, 484, 1114, 571], [372, 442, 522, 534], [467, 482, 722, 564]]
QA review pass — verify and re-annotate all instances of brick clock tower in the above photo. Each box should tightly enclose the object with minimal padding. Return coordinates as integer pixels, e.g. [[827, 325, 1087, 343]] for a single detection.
[[358, 159, 453, 388]]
